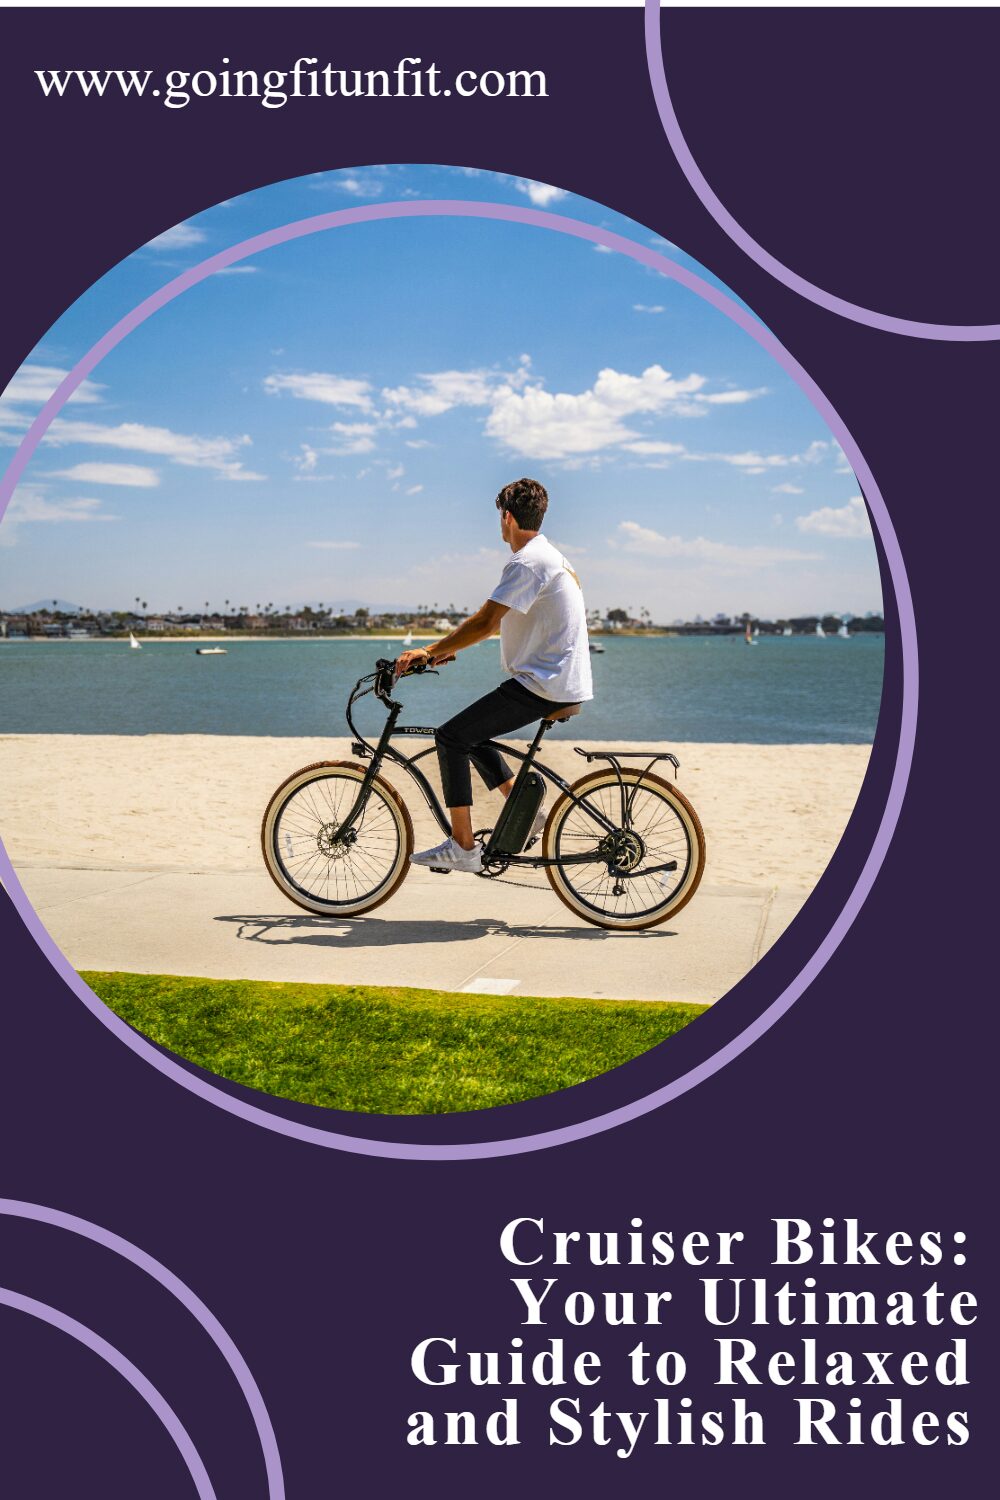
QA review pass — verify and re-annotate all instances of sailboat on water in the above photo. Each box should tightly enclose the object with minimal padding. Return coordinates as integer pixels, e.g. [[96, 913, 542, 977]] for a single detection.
[[815, 622, 827, 638], [129, 631, 142, 650], [744, 621, 758, 646], [837, 622, 851, 639], [402, 630, 413, 647]]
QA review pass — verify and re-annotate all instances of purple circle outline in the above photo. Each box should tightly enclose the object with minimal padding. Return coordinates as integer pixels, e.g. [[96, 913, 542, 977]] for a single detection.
[[0, 199, 917, 1159], [0, 1284, 217, 1498], [0, 1198, 284, 1498], [645, 0, 1000, 341]]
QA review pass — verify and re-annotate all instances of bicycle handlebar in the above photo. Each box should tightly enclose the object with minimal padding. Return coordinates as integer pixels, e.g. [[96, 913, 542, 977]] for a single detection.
[[345, 655, 450, 727], [371, 654, 448, 708]]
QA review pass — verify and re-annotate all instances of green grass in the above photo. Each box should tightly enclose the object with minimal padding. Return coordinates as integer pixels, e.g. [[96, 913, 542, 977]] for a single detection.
[[81, 971, 708, 1115]]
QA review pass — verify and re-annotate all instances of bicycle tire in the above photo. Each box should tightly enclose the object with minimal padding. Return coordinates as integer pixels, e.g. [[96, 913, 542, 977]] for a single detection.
[[261, 760, 413, 916], [542, 767, 706, 930]]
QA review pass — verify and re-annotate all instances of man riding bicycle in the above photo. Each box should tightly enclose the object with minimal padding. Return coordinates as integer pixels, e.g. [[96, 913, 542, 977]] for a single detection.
[[396, 477, 594, 873]]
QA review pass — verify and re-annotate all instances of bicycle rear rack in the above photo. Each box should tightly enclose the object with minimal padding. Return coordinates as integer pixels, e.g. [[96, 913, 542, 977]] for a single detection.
[[574, 747, 680, 780]]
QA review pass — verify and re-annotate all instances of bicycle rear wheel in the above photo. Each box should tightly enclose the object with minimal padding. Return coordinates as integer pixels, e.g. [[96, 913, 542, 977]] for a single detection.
[[543, 768, 705, 930], [261, 761, 413, 916]]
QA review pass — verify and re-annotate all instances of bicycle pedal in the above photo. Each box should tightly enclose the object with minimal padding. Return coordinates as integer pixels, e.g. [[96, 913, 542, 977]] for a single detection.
[[428, 866, 452, 875]]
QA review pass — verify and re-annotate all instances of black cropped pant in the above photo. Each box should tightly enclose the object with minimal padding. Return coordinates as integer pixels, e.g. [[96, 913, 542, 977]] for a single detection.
[[435, 679, 575, 808]]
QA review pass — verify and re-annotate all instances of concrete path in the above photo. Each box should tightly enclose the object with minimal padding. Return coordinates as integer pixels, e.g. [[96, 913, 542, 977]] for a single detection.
[[15, 863, 802, 1004]]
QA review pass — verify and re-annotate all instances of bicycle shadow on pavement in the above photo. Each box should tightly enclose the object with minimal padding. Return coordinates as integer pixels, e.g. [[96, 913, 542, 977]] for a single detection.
[[214, 914, 679, 947]]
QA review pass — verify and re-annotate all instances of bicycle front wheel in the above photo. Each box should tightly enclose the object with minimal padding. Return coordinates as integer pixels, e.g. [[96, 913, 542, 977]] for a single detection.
[[261, 760, 413, 916], [543, 768, 706, 930]]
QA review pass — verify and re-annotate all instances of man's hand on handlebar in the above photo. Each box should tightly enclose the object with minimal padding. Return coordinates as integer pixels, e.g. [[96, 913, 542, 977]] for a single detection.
[[395, 647, 456, 677]]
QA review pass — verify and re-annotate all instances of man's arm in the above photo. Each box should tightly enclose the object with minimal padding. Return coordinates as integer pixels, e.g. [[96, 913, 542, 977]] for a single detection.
[[396, 599, 508, 675]]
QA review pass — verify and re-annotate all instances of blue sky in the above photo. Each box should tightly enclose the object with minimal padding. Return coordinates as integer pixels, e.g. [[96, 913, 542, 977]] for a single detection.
[[0, 164, 881, 619]]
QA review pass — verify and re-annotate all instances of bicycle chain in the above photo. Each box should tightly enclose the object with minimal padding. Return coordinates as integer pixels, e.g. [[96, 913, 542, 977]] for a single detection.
[[475, 830, 550, 890]]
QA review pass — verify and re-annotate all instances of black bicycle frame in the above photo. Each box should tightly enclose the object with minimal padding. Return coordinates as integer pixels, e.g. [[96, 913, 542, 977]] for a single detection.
[[335, 663, 683, 880]]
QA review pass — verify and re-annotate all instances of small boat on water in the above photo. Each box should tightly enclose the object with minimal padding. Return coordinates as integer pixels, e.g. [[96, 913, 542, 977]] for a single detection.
[[129, 632, 141, 650], [816, 622, 827, 638], [782, 627, 793, 637], [196, 647, 228, 656], [744, 621, 757, 646], [589, 641, 605, 654], [837, 622, 851, 639]]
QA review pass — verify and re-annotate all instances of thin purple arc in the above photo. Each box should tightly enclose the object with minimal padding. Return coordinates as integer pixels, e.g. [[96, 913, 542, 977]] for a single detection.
[[0, 1285, 216, 1499], [0, 1200, 284, 1500], [0, 199, 918, 1159], [644, 0, 1000, 342]]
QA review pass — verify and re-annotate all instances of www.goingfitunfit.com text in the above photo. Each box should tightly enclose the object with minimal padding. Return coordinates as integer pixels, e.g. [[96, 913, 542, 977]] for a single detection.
[[34, 57, 549, 109]]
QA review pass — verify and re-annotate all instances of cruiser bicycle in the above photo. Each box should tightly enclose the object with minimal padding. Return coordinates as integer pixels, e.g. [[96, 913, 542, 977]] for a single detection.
[[261, 658, 706, 931]]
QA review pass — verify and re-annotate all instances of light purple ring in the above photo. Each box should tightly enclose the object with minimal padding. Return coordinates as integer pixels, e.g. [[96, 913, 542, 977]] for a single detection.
[[0, 1198, 284, 1499], [0, 199, 917, 1159], [0, 1285, 217, 1498], [645, 0, 1000, 341]]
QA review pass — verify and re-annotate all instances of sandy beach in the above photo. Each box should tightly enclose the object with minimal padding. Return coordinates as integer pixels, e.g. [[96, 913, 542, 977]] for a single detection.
[[0, 734, 871, 1001], [0, 734, 869, 889]]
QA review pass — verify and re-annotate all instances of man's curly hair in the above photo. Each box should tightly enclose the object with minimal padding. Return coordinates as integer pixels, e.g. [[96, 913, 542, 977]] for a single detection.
[[495, 477, 549, 531]]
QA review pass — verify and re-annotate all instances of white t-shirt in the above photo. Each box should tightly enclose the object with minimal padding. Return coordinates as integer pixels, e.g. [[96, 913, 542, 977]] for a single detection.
[[489, 534, 594, 703]]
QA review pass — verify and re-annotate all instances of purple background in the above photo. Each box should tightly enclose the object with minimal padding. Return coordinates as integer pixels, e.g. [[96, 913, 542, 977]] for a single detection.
[[0, 6, 993, 1494]]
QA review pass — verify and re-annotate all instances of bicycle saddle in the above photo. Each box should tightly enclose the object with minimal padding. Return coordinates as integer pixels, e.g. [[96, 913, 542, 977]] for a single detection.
[[543, 703, 582, 722]]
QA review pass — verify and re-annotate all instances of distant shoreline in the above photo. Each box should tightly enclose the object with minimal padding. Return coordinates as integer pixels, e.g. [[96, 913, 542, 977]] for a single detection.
[[0, 627, 883, 644], [2, 633, 455, 644], [1, 631, 682, 644]]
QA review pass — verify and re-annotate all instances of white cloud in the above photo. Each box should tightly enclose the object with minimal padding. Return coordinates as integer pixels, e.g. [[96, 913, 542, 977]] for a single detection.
[[405, 483, 424, 495], [796, 495, 871, 539], [772, 482, 805, 495], [1, 364, 104, 411], [633, 304, 666, 314], [264, 371, 374, 412], [45, 419, 264, 480], [615, 520, 819, 568], [686, 439, 829, 476], [622, 440, 686, 457], [307, 540, 362, 550], [382, 369, 497, 416], [405, 438, 433, 450], [337, 174, 385, 198], [146, 223, 207, 251], [295, 444, 319, 475], [695, 387, 768, 406], [309, 167, 391, 198], [47, 461, 159, 488], [0, 407, 30, 437], [484, 365, 708, 461], [514, 179, 567, 208], [592, 244, 614, 254], [0, 488, 118, 546], [328, 421, 377, 455], [213, 264, 259, 276]]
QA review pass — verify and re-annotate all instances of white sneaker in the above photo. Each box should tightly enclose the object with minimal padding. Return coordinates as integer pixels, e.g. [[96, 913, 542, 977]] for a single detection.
[[530, 804, 547, 840], [410, 837, 483, 873]]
